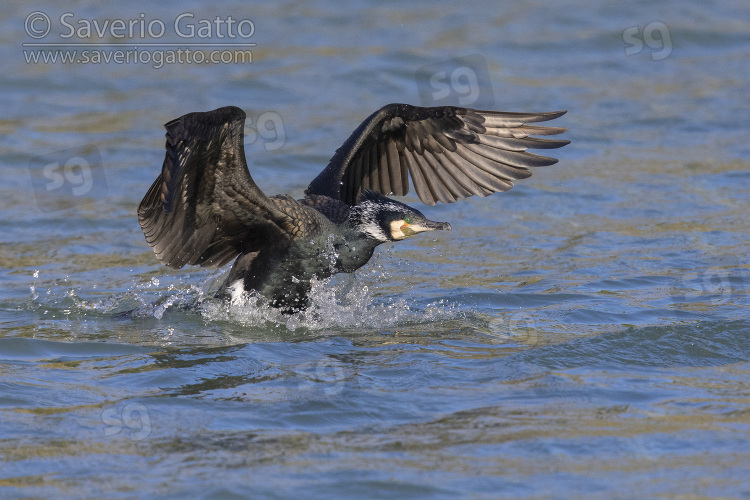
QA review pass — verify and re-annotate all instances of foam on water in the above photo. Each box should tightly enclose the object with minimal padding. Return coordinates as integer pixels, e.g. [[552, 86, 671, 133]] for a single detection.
[[26, 266, 460, 333]]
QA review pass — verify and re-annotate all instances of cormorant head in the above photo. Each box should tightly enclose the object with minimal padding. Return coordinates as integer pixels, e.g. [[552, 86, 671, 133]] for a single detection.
[[349, 191, 451, 242]]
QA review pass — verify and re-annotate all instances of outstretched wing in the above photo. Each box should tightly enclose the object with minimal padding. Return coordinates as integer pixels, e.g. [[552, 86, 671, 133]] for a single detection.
[[138, 106, 294, 269], [306, 103, 569, 206]]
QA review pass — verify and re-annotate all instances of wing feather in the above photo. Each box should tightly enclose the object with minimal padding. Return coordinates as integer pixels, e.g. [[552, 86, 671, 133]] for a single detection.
[[306, 104, 568, 206], [138, 106, 294, 269], [386, 140, 403, 195]]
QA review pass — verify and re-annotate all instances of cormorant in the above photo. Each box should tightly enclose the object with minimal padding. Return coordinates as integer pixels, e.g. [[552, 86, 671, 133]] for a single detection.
[[138, 104, 568, 311]]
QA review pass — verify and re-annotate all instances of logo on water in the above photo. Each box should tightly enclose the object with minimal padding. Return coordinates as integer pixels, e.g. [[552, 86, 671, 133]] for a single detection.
[[416, 54, 495, 108], [244, 111, 286, 152], [672, 269, 738, 305], [509, 311, 542, 347], [623, 21, 672, 61], [296, 358, 348, 398], [485, 310, 543, 347], [101, 402, 152, 441], [28, 145, 106, 212]]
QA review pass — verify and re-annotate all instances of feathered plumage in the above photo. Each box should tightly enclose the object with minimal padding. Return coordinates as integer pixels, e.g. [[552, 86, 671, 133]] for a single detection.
[[138, 103, 568, 311]]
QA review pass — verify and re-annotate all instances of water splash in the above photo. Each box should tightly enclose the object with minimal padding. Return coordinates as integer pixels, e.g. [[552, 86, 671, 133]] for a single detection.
[[24, 265, 459, 332], [188, 240, 458, 331], [197, 273, 459, 331]]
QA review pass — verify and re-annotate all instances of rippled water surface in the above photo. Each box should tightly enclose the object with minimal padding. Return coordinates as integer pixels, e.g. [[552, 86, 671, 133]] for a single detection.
[[1, 1, 750, 498]]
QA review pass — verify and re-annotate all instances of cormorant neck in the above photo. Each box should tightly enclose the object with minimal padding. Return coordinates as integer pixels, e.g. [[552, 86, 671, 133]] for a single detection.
[[347, 200, 389, 242]]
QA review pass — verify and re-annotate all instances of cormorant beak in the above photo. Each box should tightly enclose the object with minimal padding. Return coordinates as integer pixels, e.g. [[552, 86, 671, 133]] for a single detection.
[[423, 220, 452, 232], [400, 219, 451, 237]]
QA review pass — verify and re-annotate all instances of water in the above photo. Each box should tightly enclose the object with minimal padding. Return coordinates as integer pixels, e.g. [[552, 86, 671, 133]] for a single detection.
[[2, 0, 750, 498]]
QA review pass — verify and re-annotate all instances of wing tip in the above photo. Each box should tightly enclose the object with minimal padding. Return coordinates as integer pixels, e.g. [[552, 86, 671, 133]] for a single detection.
[[526, 109, 568, 123]]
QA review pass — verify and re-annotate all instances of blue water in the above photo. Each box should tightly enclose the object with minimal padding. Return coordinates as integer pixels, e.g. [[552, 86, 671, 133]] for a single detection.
[[1, 1, 750, 498]]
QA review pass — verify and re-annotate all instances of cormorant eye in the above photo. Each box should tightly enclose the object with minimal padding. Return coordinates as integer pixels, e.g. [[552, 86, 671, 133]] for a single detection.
[[404, 216, 412, 224]]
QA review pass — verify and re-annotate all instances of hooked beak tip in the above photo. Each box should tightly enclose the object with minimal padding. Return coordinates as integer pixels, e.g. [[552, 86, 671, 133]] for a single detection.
[[404, 220, 452, 236], [432, 221, 451, 232]]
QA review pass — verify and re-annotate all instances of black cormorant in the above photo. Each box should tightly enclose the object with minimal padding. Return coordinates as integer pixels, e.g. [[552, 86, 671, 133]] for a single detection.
[[138, 104, 568, 311]]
